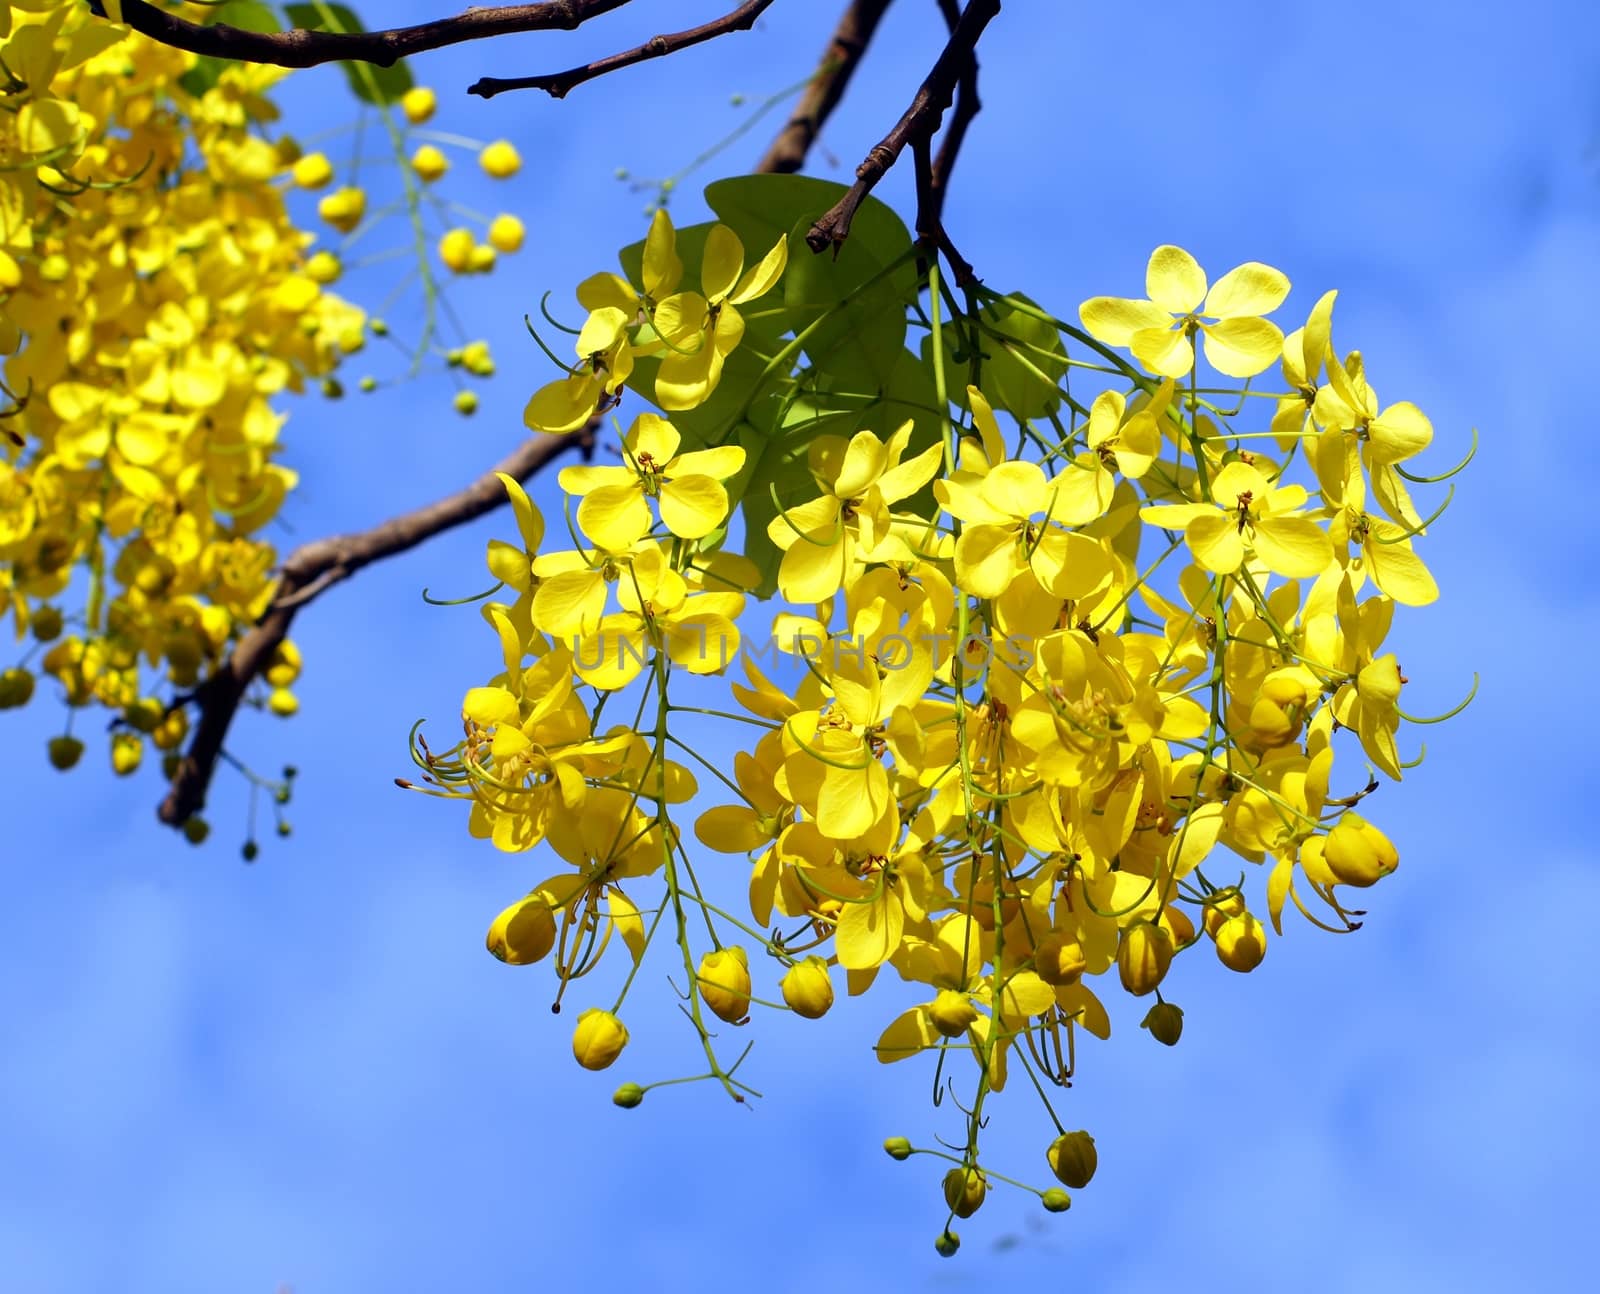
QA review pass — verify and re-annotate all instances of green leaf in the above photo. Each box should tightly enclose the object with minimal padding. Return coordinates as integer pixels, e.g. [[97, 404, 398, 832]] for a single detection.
[[923, 291, 1067, 420], [283, 3, 414, 106], [175, 0, 282, 98]]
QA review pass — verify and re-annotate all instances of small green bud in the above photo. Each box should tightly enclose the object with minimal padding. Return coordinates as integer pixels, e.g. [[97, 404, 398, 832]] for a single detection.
[[369, 318, 389, 336], [242, 841, 259, 863], [31, 606, 63, 641], [934, 1230, 960, 1258], [276, 819, 292, 838], [182, 816, 210, 845], [883, 1137, 912, 1161], [1141, 1001, 1185, 1046], [275, 785, 291, 805], [320, 377, 343, 399], [611, 1082, 644, 1109], [1041, 1188, 1072, 1213], [359, 376, 377, 393], [48, 735, 84, 770]]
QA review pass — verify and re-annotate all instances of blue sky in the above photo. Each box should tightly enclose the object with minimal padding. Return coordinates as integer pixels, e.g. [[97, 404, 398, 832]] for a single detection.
[[4, 1, 1597, 1288]]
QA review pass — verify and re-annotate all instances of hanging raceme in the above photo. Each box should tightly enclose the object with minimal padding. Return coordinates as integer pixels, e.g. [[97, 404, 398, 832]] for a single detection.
[[404, 178, 1474, 1250]]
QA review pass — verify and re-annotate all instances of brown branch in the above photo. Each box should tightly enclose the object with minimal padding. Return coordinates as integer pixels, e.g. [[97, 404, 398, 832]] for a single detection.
[[754, 0, 894, 174], [91, 0, 636, 70], [157, 426, 595, 827], [470, 0, 777, 99], [805, 0, 998, 255], [915, 0, 981, 285]]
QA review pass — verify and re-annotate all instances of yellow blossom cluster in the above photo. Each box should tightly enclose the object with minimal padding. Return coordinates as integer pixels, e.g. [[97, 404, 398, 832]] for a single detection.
[[0, 0, 371, 779], [412, 197, 1470, 1248]]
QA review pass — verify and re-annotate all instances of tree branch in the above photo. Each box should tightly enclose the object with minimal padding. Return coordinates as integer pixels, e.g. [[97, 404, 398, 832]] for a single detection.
[[754, 0, 895, 174], [914, 0, 981, 284], [805, 0, 998, 255], [90, 0, 636, 70], [157, 425, 595, 827], [470, 0, 777, 99]]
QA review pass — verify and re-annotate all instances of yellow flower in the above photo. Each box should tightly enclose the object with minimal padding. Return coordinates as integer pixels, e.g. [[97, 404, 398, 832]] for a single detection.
[[559, 413, 744, 549], [524, 307, 636, 434], [652, 223, 787, 410], [780, 956, 834, 1018], [571, 1008, 629, 1070], [486, 894, 557, 965], [1081, 245, 1290, 378], [1141, 460, 1332, 579]]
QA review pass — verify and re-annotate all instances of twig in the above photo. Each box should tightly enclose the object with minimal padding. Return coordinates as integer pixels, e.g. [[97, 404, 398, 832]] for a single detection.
[[157, 425, 595, 827], [89, 0, 635, 70], [805, 0, 998, 255], [754, 0, 894, 174], [470, 0, 777, 99]]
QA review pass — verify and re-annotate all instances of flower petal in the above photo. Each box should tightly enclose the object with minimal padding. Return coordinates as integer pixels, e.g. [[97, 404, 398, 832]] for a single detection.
[[1203, 261, 1290, 319], [1201, 316, 1284, 378], [1079, 295, 1171, 346], [1146, 245, 1207, 314]]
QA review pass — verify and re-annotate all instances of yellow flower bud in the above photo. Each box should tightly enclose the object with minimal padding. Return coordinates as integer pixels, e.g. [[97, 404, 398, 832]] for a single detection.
[[410, 144, 448, 182], [31, 606, 62, 641], [572, 1008, 629, 1071], [1202, 887, 1247, 939], [942, 1167, 987, 1218], [152, 707, 189, 751], [883, 1137, 912, 1161], [0, 667, 35, 709], [438, 227, 474, 273], [1323, 814, 1399, 887], [780, 955, 834, 1018], [267, 687, 299, 717], [486, 895, 556, 965], [467, 243, 497, 274], [1141, 1000, 1184, 1046], [317, 186, 366, 234], [612, 1082, 644, 1108], [453, 390, 479, 416], [1158, 905, 1195, 948], [460, 340, 494, 376], [1046, 1130, 1098, 1188], [1041, 1188, 1072, 1213], [401, 86, 437, 124], [1033, 932, 1087, 986], [1215, 913, 1267, 973], [305, 251, 341, 284], [291, 151, 333, 189], [265, 640, 302, 688], [488, 213, 525, 253], [479, 139, 521, 178], [928, 989, 979, 1038], [1117, 921, 1173, 996], [47, 735, 84, 770], [111, 731, 143, 776], [698, 945, 751, 1023]]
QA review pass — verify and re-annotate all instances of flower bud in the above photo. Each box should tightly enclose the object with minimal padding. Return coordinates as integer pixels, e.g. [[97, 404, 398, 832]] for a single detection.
[[1046, 1130, 1098, 1189], [401, 86, 437, 125], [467, 244, 497, 274], [1141, 1001, 1184, 1046], [1323, 814, 1399, 887], [572, 1008, 629, 1071], [0, 667, 35, 709], [267, 687, 299, 717], [479, 140, 521, 178], [242, 841, 260, 863], [182, 816, 210, 845], [883, 1137, 912, 1161], [1202, 888, 1247, 939], [152, 708, 189, 751], [488, 213, 525, 254], [928, 989, 979, 1039], [934, 1230, 960, 1258], [486, 895, 557, 965], [123, 697, 163, 732], [942, 1167, 987, 1218], [439, 228, 474, 273], [1215, 913, 1267, 973], [291, 151, 332, 189], [317, 186, 366, 234], [1117, 921, 1172, 996], [47, 735, 83, 770], [1159, 905, 1196, 948], [1033, 932, 1087, 986], [410, 144, 448, 182], [1041, 1188, 1072, 1213], [780, 956, 834, 1019], [110, 731, 142, 777], [698, 945, 751, 1023], [453, 390, 479, 416], [31, 606, 62, 642], [612, 1082, 644, 1109]]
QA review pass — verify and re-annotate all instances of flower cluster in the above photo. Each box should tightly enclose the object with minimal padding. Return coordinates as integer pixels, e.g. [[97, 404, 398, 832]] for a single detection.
[[413, 201, 1470, 1251], [0, 0, 361, 787]]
